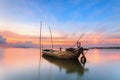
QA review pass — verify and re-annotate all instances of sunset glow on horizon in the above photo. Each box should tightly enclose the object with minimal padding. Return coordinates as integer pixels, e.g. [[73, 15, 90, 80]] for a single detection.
[[0, 30, 120, 48]]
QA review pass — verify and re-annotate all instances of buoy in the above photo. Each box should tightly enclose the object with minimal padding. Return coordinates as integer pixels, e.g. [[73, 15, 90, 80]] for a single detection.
[[81, 56, 86, 64]]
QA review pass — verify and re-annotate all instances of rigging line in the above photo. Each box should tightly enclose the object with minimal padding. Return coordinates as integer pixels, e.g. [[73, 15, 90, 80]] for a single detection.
[[49, 26, 53, 50]]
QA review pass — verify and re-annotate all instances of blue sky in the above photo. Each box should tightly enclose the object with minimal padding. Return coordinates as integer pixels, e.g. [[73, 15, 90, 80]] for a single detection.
[[1, 0, 120, 32], [0, 0, 120, 47], [2, 0, 120, 22]]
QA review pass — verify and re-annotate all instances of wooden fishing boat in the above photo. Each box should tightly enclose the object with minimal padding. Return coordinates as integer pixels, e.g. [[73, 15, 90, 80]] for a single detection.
[[42, 47, 85, 59], [40, 23, 88, 60]]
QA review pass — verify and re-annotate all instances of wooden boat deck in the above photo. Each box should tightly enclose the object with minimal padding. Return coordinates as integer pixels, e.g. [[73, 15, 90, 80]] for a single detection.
[[42, 47, 85, 59]]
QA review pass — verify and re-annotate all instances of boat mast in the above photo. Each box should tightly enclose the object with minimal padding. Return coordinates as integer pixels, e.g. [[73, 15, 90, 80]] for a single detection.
[[40, 21, 42, 53], [49, 26, 53, 50]]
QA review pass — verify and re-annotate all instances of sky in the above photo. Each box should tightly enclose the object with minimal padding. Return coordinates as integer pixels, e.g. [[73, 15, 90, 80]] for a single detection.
[[0, 0, 120, 48]]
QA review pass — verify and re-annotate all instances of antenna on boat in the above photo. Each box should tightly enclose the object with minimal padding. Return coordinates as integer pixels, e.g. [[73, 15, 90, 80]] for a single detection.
[[49, 26, 53, 50], [73, 33, 85, 47]]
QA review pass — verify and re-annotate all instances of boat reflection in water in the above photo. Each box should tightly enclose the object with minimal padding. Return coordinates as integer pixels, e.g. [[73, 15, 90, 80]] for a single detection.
[[42, 55, 88, 76]]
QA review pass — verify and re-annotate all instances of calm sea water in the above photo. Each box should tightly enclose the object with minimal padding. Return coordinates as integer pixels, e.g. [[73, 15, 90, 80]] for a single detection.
[[0, 48, 120, 80]]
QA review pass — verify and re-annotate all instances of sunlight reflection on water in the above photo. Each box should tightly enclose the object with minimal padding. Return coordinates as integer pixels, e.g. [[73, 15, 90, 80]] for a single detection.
[[0, 48, 120, 80]]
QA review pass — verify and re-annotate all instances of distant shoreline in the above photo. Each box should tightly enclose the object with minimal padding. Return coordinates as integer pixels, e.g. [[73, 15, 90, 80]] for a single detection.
[[89, 47, 120, 49]]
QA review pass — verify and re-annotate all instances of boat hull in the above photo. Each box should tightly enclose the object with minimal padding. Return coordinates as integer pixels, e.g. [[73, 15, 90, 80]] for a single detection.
[[42, 48, 82, 59]]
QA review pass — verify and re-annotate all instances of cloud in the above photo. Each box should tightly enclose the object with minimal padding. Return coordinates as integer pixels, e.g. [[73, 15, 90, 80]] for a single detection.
[[0, 20, 40, 36], [0, 35, 6, 44], [0, 30, 120, 48], [0, 31, 38, 39], [0, 39, 39, 48], [8, 41, 39, 48], [0, 30, 39, 44], [0, 31, 39, 48]]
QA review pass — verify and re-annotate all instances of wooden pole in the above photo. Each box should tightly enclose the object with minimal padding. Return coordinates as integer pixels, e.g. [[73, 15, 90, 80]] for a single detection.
[[40, 21, 42, 53], [49, 26, 53, 50]]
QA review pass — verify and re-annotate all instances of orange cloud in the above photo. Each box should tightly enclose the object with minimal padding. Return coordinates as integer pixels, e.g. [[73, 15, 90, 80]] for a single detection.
[[0, 31, 39, 44], [0, 31, 120, 48]]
